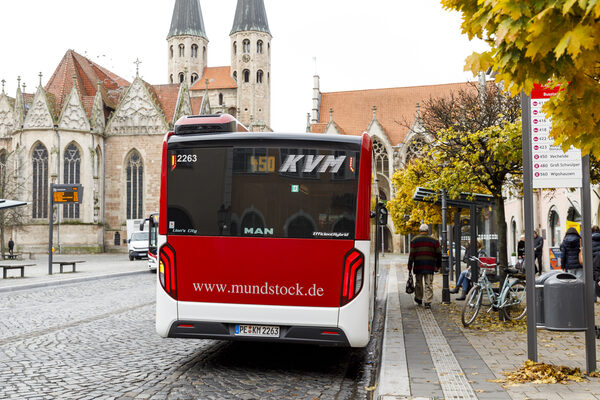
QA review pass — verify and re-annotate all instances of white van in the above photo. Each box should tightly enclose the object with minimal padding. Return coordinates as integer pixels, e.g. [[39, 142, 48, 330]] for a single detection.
[[128, 231, 149, 261]]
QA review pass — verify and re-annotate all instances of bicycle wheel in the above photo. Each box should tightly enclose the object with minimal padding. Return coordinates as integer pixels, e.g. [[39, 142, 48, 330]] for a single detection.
[[502, 280, 527, 321], [461, 285, 482, 327]]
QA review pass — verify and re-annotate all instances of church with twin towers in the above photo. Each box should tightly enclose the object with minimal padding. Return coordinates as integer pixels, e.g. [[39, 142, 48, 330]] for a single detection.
[[0, 0, 273, 253]]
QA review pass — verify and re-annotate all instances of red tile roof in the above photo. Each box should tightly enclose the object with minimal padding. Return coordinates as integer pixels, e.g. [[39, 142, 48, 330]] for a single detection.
[[191, 66, 237, 91], [313, 82, 470, 145], [191, 96, 203, 114], [151, 84, 181, 124], [45, 49, 130, 117]]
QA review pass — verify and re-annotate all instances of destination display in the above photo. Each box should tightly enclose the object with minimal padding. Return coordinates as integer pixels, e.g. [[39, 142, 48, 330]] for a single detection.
[[51, 184, 83, 203], [530, 84, 582, 188]]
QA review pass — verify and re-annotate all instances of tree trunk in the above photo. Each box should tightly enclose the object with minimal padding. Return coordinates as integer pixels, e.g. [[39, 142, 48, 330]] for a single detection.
[[495, 194, 508, 282]]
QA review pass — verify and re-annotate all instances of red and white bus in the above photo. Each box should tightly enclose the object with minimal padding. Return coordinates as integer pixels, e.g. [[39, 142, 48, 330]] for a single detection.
[[156, 114, 375, 347]]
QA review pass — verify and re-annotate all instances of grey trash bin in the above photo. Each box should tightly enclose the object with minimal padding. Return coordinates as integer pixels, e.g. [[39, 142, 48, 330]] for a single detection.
[[543, 273, 585, 331], [535, 270, 562, 328]]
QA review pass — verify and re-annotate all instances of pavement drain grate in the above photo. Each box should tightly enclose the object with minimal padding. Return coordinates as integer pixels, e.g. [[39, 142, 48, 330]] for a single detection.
[[416, 306, 478, 400]]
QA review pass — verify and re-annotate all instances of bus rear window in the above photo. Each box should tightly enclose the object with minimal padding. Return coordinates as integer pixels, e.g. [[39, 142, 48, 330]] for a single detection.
[[166, 146, 359, 239]]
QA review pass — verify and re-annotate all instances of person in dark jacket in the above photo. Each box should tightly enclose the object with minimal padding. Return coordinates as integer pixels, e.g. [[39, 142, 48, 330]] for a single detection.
[[408, 224, 441, 309], [592, 226, 600, 298], [592, 225, 600, 256], [560, 227, 582, 279], [517, 235, 525, 259], [533, 230, 544, 275]]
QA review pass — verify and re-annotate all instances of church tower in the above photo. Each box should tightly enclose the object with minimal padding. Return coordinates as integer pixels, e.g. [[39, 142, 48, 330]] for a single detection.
[[230, 0, 271, 129], [167, 0, 208, 86]]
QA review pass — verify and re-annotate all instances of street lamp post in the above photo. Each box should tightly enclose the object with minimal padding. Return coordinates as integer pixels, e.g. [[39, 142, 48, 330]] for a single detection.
[[441, 189, 450, 304]]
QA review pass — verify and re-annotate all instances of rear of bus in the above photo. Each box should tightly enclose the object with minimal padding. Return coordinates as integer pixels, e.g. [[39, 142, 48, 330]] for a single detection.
[[156, 115, 373, 347]]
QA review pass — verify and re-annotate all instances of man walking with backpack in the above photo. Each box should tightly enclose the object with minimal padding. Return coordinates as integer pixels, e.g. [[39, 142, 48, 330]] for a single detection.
[[408, 224, 442, 309]]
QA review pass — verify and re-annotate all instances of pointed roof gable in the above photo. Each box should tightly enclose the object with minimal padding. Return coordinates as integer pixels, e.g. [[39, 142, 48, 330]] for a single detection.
[[190, 66, 237, 91], [168, 0, 208, 40], [0, 92, 15, 136], [58, 84, 91, 131], [230, 0, 271, 35], [105, 76, 168, 135], [312, 82, 470, 145], [45, 49, 129, 116], [24, 86, 54, 129]]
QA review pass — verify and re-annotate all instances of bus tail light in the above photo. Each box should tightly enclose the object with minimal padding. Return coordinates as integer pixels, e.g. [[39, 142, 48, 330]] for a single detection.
[[341, 249, 364, 306], [159, 244, 177, 299]]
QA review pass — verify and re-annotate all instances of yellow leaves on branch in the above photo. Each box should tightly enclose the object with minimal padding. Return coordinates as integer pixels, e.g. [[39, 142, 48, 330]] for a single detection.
[[492, 360, 586, 386], [442, 0, 600, 155]]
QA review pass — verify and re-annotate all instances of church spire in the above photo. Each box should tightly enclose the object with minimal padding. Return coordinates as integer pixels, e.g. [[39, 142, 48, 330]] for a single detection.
[[231, 0, 271, 35], [167, 0, 208, 40]]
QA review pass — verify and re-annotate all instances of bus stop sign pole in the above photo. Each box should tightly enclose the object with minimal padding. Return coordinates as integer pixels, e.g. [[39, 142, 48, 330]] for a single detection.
[[48, 184, 83, 275]]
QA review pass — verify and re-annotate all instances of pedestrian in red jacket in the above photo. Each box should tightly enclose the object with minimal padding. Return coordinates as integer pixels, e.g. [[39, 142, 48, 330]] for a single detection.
[[408, 224, 441, 309]]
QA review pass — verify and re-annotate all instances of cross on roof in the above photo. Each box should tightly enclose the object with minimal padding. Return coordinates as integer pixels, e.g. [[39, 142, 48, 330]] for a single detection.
[[134, 58, 142, 76], [38, 72, 43, 86]]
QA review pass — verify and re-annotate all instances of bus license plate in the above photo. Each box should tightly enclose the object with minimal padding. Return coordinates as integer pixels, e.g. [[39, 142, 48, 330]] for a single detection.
[[234, 324, 280, 337]]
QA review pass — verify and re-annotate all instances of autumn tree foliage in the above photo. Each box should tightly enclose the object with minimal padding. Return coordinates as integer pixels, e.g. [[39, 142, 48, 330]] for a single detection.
[[388, 83, 522, 269], [441, 0, 600, 155]]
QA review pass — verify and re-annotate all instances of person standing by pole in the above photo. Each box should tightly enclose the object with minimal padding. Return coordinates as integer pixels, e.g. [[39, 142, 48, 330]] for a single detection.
[[534, 230, 544, 276], [8, 237, 14, 257], [408, 224, 442, 309]]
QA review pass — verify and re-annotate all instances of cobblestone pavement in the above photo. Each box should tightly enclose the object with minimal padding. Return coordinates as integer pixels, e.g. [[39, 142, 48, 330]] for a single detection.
[[0, 269, 387, 399]]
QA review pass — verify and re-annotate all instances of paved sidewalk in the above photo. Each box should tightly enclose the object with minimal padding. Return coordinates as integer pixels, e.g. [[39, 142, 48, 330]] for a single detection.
[[0, 253, 150, 292], [378, 255, 600, 400]]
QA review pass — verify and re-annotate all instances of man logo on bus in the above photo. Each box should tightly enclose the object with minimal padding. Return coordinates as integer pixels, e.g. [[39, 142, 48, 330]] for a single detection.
[[244, 227, 274, 235], [279, 155, 346, 174]]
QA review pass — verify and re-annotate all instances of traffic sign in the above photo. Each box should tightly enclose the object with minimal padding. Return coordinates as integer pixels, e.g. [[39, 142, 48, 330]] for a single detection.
[[530, 85, 582, 188]]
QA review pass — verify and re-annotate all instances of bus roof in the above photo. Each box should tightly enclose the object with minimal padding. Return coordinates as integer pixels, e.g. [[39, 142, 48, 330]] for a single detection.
[[167, 132, 365, 148]]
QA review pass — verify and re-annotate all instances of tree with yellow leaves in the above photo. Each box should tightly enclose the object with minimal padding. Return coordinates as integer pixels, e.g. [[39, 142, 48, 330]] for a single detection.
[[441, 0, 600, 155], [388, 82, 522, 270]]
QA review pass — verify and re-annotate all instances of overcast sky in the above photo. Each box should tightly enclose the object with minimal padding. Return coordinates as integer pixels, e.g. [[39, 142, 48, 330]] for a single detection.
[[0, 0, 487, 132]]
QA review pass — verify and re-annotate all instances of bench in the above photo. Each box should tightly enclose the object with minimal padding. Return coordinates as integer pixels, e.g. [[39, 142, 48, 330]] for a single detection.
[[2, 253, 23, 260], [0, 263, 35, 278], [52, 260, 85, 273]]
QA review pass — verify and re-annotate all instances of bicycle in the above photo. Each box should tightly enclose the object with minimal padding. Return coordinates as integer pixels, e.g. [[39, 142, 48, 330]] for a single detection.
[[461, 256, 527, 327]]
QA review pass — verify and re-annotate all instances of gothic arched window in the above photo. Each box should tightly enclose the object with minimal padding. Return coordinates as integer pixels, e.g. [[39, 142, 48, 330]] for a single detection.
[[191, 73, 198, 84], [257, 70, 264, 84], [405, 136, 427, 165], [373, 139, 389, 176], [170, 45, 173, 59], [233, 41, 237, 55], [219, 93, 224, 105], [126, 151, 143, 220], [257, 40, 263, 54], [191, 44, 198, 58], [233, 71, 237, 82], [179, 44, 184, 57], [243, 69, 250, 83], [170, 74, 173, 84], [243, 39, 250, 54], [179, 73, 184, 83], [63, 143, 81, 219], [32, 143, 48, 219]]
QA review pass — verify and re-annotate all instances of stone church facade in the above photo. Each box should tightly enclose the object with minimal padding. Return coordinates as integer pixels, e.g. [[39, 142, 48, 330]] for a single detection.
[[0, 0, 272, 253]]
